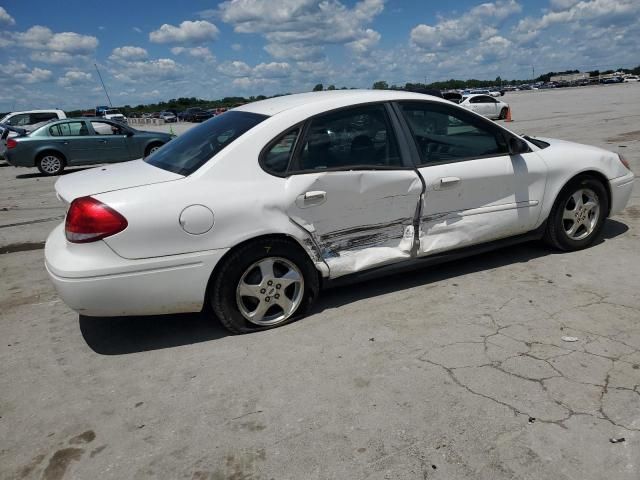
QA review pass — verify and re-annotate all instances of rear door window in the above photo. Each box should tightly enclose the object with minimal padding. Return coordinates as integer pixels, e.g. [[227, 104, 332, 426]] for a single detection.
[[292, 104, 402, 172], [49, 122, 87, 136]]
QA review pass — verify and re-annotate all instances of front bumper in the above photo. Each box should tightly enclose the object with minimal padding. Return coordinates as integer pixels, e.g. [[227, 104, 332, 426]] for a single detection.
[[609, 171, 635, 216], [45, 224, 228, 317]]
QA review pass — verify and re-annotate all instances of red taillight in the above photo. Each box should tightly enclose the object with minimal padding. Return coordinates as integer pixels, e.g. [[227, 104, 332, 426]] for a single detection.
[[618, 153, 631, 171], [65, 196, 128, 243], [6, 138, 17, 149]]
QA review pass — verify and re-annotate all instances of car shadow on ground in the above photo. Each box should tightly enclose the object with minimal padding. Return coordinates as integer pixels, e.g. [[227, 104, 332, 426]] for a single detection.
[[79, 219, 628, 355], [80, 310, 228, 355], [15, 167, 93, 179]]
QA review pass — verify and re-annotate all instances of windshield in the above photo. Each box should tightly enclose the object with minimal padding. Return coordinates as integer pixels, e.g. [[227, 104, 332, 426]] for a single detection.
[[145, 111, 268, 175]]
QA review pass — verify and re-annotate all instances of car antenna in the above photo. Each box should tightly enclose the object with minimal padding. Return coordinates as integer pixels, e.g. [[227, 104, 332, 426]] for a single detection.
[[94, 63, 113, 108]]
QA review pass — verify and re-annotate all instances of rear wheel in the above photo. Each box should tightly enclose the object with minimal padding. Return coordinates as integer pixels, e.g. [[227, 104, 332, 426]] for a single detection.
[[36, 153, 65, 176], [544, 176, 608, 251], [210, 238, 319, 334], [499, 107, 508, 120]]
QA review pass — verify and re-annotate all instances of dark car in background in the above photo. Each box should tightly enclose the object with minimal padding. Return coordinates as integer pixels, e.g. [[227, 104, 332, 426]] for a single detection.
[[183, 108, 213, 122], [4, 118, 172, 175]]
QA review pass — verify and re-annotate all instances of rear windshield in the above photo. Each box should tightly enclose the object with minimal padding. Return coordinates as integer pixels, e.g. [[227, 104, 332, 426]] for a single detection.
[[145, 111, 268, 175]]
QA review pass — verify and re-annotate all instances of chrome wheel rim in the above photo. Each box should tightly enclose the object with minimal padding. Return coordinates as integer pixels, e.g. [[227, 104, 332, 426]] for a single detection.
[[235, 257, 304, 326], [40, 155, 61, 174], [563, 188, 600, 241]]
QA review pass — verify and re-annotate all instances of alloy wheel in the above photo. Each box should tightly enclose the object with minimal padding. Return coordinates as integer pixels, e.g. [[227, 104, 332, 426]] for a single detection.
[[562, 188, 600, 241], [40, 155, 62, 174], [235, 257, 305, 326]]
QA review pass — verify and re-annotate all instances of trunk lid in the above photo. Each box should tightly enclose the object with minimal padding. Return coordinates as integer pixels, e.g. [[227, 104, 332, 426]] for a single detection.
[[55, 159, 183, 204]]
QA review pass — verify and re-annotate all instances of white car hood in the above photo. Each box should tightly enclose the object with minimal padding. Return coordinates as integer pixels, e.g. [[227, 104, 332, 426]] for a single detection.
[[55, 160, 183, 203]]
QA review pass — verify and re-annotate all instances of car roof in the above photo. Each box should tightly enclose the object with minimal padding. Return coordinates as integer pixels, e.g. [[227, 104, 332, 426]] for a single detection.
[[234, 89, 451, 117], [5, 109, 65, 115]]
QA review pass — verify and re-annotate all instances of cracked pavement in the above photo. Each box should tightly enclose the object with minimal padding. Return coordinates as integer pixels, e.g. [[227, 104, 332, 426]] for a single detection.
[[1, 84, 639, 479]]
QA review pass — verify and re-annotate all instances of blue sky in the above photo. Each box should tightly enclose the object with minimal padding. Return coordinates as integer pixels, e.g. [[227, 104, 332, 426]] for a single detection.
[[0, 0, 639, 111]]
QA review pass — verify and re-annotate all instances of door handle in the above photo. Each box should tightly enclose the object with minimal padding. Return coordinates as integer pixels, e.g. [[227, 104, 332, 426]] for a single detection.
[[98, 139, 107, 144], [436, 177, 461, 190], [296, 190, 327, 208], [304, 191, 326, 201]]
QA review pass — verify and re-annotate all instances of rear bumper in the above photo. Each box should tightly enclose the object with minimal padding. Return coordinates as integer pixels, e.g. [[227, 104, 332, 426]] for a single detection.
[[609, 171, 635, 216], [45, 224, 228, 317]]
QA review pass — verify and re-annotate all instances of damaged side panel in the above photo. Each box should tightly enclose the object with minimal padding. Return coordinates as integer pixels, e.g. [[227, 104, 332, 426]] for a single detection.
[[285, 170, 422, 278]]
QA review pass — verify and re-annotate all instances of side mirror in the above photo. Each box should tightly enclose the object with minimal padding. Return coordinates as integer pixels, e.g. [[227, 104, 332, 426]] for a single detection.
[[508, 136, 530, 155]]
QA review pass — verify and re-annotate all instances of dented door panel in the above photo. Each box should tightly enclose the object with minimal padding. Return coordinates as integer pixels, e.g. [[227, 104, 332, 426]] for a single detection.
[[417, 152, 547, 255], [285, 170, 422, 278]]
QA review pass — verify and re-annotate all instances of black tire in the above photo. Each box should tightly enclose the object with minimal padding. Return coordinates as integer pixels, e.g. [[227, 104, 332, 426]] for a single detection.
[[544, 175, 609, 251], [499, 107, 508, 120], [210, 238, 319, 334], [144, 142, 163, 158], [36, 152, 65, 176]]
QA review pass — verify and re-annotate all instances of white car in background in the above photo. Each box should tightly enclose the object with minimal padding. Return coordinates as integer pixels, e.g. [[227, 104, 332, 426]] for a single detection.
[[45, 90, 634, 333], [460, 94, 510, 120]]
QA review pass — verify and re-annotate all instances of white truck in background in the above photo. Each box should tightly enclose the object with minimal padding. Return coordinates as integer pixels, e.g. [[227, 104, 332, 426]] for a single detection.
[[0, 109, 67, 157]]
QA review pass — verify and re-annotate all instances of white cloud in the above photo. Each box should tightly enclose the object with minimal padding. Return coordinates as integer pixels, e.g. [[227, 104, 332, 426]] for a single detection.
[[13, 26, 98, 54], [110, 46, 149, 62], [218, 0, 385, 60], [0, 6, 15, 25], [411, 0, 522, 51], [218, 60, 292, 80], [111, 58, 182, 83], [133, 27, 142, 33], [0, 61, 52, 84], [218, 60, 252, 77], [149, 20, 219, 44], [172, 46, 215, 61], [253, 62, 291, 78], [58, 70, 93, 87], [29, 51, 76, 65]]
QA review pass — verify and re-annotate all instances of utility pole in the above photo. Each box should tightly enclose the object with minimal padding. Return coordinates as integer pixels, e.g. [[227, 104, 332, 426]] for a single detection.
[[94, 63, 113, 107], [532, 65, 535, 82]]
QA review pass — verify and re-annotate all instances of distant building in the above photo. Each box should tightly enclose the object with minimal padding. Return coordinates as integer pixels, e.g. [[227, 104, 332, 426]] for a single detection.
[[550, 72, 589, 82]]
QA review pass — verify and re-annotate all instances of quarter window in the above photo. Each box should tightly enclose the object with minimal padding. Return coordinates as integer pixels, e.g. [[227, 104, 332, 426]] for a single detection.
[[294, 104, 402, 171], [262, 129, 299, 175], [398, 102, 509, 165]]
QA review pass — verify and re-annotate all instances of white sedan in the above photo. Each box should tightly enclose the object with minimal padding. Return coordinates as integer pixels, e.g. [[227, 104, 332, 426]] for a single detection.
[[460, 94, 510, 119], [45, 90, 634, 333]]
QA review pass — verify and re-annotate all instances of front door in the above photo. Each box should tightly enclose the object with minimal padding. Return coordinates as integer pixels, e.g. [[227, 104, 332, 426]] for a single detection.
[[282, 103, 422, 278], [394, 101, 547, 256], [89, 121, 130, 163]]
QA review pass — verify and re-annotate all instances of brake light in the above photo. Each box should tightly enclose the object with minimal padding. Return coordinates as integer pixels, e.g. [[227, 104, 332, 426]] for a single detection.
[[6, 138, 17, 149], [65, 196, 128, 243]]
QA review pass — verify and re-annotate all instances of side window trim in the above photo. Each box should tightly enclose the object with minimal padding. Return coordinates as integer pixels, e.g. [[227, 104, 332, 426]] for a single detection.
[[392, 100, 512, 166], [286, 101, 412, 175]]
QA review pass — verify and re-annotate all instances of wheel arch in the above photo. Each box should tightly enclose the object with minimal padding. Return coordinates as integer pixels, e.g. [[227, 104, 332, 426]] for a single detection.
[[35, 148, 67, 164], [144, 140, 164, 157], [203, 233, 324, 310], [554, 170, 612, 217]]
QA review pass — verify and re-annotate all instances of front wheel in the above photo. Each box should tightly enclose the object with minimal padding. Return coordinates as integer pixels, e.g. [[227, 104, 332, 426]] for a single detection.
[[544, 176, 609, 251], [499, 107, 508, 120], [144, 143, 162, 157], [37, 153, 65, 176], [210, 238, 319, 334]]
